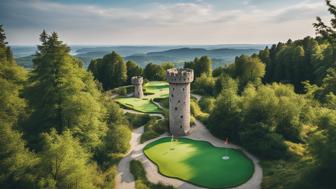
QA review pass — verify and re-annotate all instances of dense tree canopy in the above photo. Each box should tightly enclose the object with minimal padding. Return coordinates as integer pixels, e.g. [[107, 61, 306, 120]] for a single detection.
[[37, 130, 102, 189], [232, 55, 265, 88], [144, 63, 166, 81], [184, 56, 212, 78], [0, 25, 37, 188], [1, 27, 133, 188], [126, 60, 143, 84], [208, 83, 306, 159], [88, 51, 127, 90], [25, 32, 107, 150]]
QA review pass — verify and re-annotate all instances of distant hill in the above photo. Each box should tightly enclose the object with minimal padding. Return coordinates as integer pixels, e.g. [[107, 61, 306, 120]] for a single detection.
[[124, 48, 259, 67], [15, 45, 264, 69]]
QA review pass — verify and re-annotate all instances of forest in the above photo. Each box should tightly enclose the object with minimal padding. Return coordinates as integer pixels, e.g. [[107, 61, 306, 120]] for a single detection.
[[1, 0, 336, 189]]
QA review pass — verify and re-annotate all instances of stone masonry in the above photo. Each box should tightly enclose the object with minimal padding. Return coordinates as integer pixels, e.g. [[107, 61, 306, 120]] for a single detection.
[[132, 76, 144, 98], [166, 68, 194, 136]]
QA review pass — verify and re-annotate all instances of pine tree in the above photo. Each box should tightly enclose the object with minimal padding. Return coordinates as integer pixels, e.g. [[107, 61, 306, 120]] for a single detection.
[[0, 25, 37, 189], [26, 31, 107, 150]]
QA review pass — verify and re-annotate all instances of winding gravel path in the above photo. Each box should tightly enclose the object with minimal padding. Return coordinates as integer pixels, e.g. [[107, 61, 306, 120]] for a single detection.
[[115, 95, 262, 189]]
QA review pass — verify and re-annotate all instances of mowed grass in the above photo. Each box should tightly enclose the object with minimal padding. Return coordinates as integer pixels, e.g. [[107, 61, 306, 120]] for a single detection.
[[144, 81, 169, 99], [115, 98, 161, 113], [115, 81, 169, 113], [144, 137, 254, 189]]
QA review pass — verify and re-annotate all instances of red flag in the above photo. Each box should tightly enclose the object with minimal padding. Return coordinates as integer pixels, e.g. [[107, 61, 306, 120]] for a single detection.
[[224, 138, 229, 145]]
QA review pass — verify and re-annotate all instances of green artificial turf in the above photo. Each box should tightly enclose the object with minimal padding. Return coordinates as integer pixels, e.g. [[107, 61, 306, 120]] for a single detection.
[[144, 137, 254, 189], [115, 81, 169, 113], [144, 81, 169, 99], [115, 98, 161, 113]]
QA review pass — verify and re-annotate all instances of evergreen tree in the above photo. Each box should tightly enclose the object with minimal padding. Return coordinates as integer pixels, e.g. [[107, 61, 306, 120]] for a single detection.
[[25, 31, 107, 150], [0, 25, 37, 189], [314, 0, 336, 61]]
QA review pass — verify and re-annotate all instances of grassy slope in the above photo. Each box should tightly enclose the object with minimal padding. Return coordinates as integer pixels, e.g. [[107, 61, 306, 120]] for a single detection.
[[115, 81, 169, 113], [144, 137, 254, 189]]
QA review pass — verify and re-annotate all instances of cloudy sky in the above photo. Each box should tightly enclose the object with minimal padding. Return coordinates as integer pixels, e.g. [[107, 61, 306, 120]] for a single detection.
[[0, 0, 331, 45]]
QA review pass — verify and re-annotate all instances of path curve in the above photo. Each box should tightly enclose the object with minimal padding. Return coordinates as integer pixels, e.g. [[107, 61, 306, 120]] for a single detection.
[[115, 109, 164, 189], [115, 99, 262, 189]]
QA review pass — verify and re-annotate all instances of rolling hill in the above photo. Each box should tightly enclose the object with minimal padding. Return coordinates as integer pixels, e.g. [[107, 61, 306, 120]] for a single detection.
[[15, 45, 264, 69]]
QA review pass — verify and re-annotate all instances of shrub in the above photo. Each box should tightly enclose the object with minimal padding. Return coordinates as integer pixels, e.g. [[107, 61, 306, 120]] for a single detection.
[[126, 113, 151, 128], [198, 96, 216, 113], [130, 160, 174, 189], [240, 123, 288, 159]]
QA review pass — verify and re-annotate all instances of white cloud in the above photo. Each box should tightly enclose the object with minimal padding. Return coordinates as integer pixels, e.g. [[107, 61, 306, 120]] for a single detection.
[[0, 0, 330, 45]]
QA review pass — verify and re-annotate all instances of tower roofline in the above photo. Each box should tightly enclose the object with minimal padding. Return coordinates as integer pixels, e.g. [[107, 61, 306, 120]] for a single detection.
[[166, 68, 194, 84]]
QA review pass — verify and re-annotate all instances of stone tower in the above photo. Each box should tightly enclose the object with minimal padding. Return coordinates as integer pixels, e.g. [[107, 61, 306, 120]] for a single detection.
[[166, 68, 194, 136], [132, 76, 144, 98]]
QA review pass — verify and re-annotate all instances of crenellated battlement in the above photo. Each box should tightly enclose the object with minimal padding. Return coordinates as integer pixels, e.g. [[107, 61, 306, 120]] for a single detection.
[[166, 68, 194, 84], [131, 76, 143, 85]]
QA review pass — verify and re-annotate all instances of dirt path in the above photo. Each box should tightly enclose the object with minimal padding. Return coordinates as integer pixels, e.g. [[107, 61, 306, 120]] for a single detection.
[[115, 110, 163, 189], [115, 98, 262, 189]]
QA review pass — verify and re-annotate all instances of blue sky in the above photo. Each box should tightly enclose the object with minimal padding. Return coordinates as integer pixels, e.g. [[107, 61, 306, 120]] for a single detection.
[[0, 0, 330, 45]]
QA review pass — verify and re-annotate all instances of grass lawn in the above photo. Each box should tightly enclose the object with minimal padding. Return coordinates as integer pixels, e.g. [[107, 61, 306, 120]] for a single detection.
[[115, 81, 169, 113], [115, 97, 161, 113], [144, 137, 254, 189], [144, 81, 169, 99]]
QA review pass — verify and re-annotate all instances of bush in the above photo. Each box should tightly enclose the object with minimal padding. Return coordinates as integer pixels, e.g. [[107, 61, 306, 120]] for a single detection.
[[192, 74, 215, 95], [104, 125, 131, 154], [140, 118, 168, 143], [240, 123, 288, 159], [126, 113, 151, 128], [153, 98, 169, 109], [198, 96, 216, 113], [130, 160, 174, 189]]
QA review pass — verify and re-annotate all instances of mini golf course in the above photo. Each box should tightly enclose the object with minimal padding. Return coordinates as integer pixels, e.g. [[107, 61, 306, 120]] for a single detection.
[[115, 81, 169, 113], [144, 137, 254, 189]]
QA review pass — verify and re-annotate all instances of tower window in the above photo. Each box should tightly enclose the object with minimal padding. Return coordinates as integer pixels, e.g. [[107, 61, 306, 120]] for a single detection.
[[182, 88, 185, 91], [178, 100, 180, 103], [180, 115, 183, 118], [173, 88, 175, 90], [180, 125, 182, 128], [171, 94, 174, 98], [175, 107, 178, 110]]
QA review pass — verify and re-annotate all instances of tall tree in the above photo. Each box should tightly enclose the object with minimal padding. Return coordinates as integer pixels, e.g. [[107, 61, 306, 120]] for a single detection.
[[184, 56, 212, 78], [88, 51, 127, 90], [232, 55, 265, 88], [25, 32, 107, 150], [314, 0, 336, 62], [126, 60, 143, 84], [0, 25, 37, 189]]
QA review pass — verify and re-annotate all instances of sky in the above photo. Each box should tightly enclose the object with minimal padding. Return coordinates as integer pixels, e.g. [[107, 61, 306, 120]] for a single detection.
[[0, 0, 331, 45]]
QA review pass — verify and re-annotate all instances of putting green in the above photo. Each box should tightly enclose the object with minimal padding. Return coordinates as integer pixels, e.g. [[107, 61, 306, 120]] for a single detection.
[[115, 97, 161, 113], [144, 81, 169, 98], [144, 137, 254, 189], [115, 81, 169, 113]]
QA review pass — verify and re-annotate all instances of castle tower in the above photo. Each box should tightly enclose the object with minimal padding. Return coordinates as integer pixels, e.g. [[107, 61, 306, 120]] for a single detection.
[[166, 68, 194, 136], [132, 76, 144, 98]]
